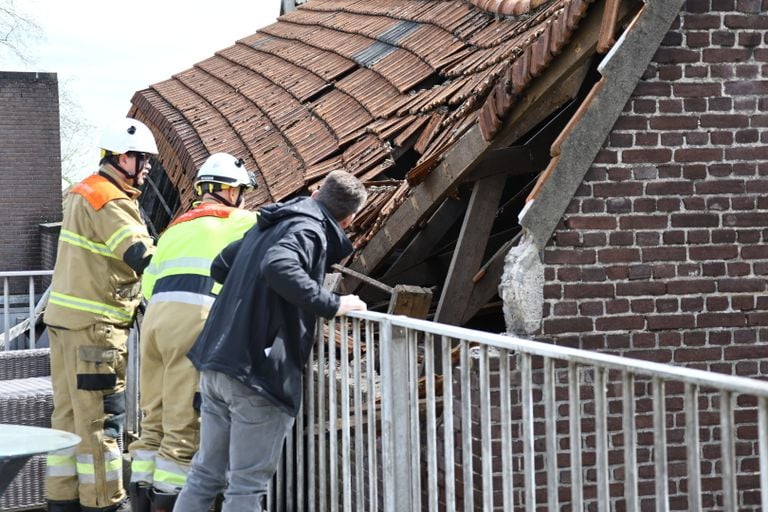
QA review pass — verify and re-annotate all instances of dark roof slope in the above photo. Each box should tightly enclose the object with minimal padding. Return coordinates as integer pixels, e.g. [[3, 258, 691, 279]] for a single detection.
[[131, 0, 594, 247]]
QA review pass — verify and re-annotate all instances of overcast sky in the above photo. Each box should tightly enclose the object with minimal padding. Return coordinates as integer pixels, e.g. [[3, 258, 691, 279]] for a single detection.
[[6, 0, 280, 180]]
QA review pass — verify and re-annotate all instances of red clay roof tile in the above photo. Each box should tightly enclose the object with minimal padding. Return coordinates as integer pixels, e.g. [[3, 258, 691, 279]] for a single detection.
[[133, 0, 596, 246]]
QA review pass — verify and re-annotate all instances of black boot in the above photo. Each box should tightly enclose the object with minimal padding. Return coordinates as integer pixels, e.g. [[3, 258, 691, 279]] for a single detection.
[[47, 499, 81, 512], [81, 499, 130, 512], [128, 482, 152, 512], [148, 488, 177, 512]]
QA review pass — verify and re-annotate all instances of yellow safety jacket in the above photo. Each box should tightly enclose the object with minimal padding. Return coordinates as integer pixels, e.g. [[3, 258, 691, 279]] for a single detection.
[[142, 201, 257, 305], [44, 166, 156, 329]]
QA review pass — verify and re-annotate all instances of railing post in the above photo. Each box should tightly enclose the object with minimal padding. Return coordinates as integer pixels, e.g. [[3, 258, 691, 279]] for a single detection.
[[28, 276, 35, 348], [4, 277, 9, 350], [379, 318, 413, 512]]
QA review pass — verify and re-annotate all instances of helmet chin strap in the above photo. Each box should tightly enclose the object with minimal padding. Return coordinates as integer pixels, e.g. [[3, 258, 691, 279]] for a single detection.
[[112, 157, 142, 187], [210, 188, 243, 208]]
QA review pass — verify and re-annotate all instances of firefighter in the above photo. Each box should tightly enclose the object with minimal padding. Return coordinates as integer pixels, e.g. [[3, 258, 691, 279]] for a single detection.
[[44, 118, 158, 512], [128, 153, 258, 512]]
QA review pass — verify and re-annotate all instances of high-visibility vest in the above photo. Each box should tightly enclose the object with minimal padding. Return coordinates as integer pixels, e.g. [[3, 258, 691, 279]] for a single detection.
[[142, 202, 257, 307], [44, 168, 155, 329]]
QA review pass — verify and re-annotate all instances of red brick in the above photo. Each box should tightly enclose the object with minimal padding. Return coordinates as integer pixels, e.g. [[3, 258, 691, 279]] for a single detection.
[[598, 248, 641, 263], [716, 278, 766, 293], [689, 245, 739, 260], [674, 148, 724, 162], [564, 216, 617, 230], [666, 280, 717, 294], [674, 347, 723, 362], [592, 182, 644, 198], [595, 315, 646, 331], [647, 314, 696, 330], [562, 283, 615, 299], [616, 282, 667, 296], [641, 247, 688, 262], [670, 213, 719, 227], [696, 312, 747, 328], [542, 317, 594, 334], [618, 215, 668, 229], [544, 249, 596, 265]]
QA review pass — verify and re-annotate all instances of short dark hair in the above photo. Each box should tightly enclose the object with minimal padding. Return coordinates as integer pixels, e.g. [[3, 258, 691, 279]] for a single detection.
[[315, 170, 367, 221]]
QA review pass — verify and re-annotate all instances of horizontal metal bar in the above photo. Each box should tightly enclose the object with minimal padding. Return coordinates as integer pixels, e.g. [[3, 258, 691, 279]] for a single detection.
[[0, 270, 53, 277], [347, 311, 768, 396]]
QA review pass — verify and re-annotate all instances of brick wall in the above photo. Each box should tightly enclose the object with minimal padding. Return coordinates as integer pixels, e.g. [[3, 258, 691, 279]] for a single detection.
[[539, 1, 768, 509], [0, 72, 63, 285]]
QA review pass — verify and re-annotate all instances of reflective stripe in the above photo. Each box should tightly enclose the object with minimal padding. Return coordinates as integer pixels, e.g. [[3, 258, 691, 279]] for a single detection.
[[146, 256, 213, 276], [50, 291, 133, 323], [153, 469, 187, 489], [46, 452, 77, 477], [76, 453, 96, 483], [141, 205, 256, 300], [59, 229, 118, 259], [76, 452, 122, 483], [78, 473, 97, 484], [131, 461, 154, 471], [106, 224, 147, 252], [152, 274, 215, 296], [153, 457, 189, 489], [47, 465, 78, 477], [130, 449, 156, 484], [149, 291, 215, 308]]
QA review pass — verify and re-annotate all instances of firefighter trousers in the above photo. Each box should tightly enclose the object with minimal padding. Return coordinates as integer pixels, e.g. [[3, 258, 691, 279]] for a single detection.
[[129, 301, 204, 492], [46, 324, 128, 510]]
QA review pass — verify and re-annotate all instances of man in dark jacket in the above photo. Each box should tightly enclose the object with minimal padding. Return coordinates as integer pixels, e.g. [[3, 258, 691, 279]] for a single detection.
[[173, 170, 368, 512]]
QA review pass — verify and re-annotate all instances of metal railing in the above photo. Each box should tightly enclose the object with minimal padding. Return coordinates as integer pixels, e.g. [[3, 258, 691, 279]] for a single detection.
[[0, 270, 52, 350], [272, 310, 768, 511]]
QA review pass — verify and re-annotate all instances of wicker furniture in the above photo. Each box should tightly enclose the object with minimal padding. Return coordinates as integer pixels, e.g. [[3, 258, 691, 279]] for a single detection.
[[0, 349, 53, 511]]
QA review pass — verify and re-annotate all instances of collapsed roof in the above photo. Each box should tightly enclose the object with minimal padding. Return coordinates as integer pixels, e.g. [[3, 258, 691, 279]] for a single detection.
[[130, 0, 649, 325]]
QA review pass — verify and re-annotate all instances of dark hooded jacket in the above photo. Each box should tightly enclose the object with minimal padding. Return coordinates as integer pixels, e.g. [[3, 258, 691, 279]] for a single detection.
[[186, 197, 352, 415]]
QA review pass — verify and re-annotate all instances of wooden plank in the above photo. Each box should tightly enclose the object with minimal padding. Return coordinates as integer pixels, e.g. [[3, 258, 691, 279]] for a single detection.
[[348, 7, 604, 281], [381, 194, 469, 283], [331, 264, 393, 294], [323, 272, 344, 292], [387, 285, 432, 319], [434, 173, 507, 325]]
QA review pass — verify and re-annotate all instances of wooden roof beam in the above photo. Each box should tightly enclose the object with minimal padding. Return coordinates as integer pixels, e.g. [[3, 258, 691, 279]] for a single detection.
[[380, 193, 469, 284], [434, 172, 507, 324], [347, 0, 609, 283]]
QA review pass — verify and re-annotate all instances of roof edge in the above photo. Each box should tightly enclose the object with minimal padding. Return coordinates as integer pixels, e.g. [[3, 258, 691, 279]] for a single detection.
[[519, 0, 687, 250]]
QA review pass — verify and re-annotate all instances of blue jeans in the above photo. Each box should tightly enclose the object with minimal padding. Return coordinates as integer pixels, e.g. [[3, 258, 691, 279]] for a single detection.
[[173, 371, 295, 512]]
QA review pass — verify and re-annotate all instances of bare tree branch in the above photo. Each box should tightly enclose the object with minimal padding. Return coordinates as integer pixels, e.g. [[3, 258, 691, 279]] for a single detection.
[[0, 1, 42, 63], [58, 82, 96, 185]]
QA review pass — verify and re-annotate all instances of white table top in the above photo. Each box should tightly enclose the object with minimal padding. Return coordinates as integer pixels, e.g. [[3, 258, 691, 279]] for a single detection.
[[0, 424, 81, 460]]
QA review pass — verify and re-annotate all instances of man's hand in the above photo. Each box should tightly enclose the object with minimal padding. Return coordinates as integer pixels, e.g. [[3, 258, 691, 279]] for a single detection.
[[336, 294, 367, 316]]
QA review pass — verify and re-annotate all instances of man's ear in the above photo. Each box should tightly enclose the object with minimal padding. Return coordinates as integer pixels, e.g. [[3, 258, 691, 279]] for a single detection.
[[338, 213, 355, 229]]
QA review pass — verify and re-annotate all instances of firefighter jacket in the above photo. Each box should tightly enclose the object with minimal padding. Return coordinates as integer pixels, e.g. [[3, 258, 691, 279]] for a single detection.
[[44, 166, 155, 330], [141, 200, 257, 306], [186, 197, 352, 416]]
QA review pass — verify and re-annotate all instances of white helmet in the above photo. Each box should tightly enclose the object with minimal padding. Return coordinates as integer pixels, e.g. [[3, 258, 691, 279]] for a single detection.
[[195, 153, 256, 193], [99, 118, 158, 155]]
